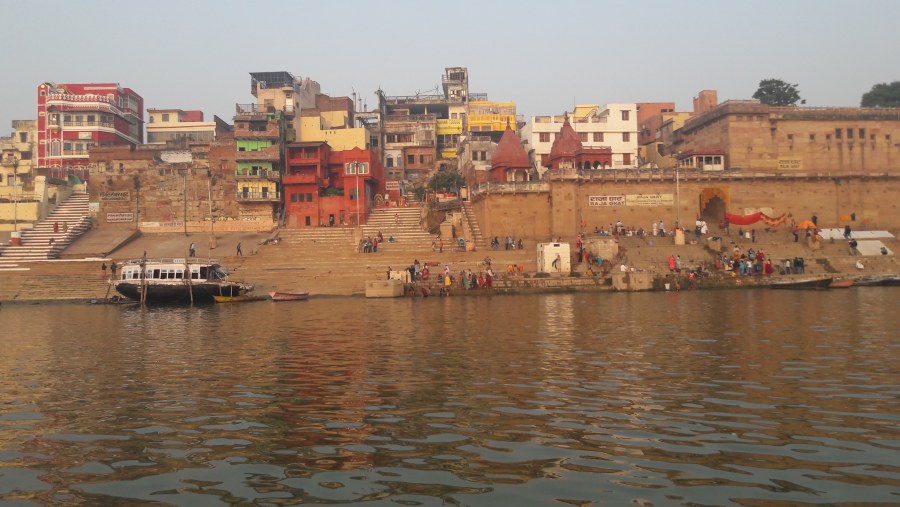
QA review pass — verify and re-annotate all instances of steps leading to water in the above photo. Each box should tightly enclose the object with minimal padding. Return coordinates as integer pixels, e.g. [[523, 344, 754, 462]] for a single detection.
[[0, 193, 92, 262]]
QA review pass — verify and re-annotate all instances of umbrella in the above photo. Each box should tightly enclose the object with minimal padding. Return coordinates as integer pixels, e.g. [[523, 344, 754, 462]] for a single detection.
[[796, 220, 817, 229]]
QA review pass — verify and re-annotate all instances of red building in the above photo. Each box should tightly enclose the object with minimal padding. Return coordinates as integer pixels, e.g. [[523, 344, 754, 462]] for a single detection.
[[37, 82, 144, 170], [283, 143, 384, 228]]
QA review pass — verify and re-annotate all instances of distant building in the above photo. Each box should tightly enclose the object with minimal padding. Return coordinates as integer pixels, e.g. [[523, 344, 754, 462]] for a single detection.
[[380, 67, 518, 185], [521, 104, 638, 177], [232, 71, 320, 222], [0, 120, 36, 187], [146, 109, 232, 144], [637, 91, 717, 169], [36, 82, 144, 169], [672, 100, 900, 173], [488, 122, 532, 183], [283, 143, 384, 228]]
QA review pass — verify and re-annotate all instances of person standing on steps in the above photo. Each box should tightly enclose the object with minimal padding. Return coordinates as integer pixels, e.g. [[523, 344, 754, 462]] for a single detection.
[[189, 242, 196, 258], [236, 242, 243, 256], [110, 261, 117, 281], [101, 262, 107, 280]]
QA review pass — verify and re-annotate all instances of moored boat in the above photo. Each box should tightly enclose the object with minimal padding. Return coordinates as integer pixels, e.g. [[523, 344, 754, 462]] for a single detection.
[[829, 278, 855, 288], [269, 291, 309, 301], [770, 277, 833, 290], [213, 294, 268, 303], [114, 258, 254, 304]]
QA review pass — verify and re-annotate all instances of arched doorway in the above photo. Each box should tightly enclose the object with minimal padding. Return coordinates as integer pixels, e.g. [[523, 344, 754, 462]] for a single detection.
[[700, 187, 730, 223]]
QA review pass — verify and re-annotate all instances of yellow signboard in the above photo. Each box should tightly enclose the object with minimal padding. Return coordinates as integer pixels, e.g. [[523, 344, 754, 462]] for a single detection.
[[778, 159, 803, 170]]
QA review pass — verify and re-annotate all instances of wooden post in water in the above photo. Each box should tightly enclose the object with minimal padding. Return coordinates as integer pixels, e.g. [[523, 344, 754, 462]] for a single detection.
[[139, 252, 147, 306], [185, 258, 193, 305]]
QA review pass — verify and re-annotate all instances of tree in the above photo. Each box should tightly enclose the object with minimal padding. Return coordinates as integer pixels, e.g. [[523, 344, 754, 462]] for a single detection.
[[427, 168, 464, 193], [861, 81, 900, 107], [752, 79, 801, 106]]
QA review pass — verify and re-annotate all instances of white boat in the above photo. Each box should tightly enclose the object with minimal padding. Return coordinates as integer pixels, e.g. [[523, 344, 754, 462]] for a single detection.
[[114, 258, 254, 304]]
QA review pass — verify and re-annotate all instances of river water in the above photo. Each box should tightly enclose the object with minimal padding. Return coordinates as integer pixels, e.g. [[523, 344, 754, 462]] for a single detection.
[[1, 289, 898, 506]]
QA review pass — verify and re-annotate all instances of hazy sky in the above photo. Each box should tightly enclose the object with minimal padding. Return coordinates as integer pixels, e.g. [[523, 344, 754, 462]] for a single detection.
[[2, 0, 898, 132]]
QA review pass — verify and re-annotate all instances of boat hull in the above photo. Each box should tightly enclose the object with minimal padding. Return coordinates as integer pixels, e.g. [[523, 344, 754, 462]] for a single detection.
[[213, 294, 267, 303], [770, 277, 833, 290], [269, 291, 309, 301], [115, 281, 252, 304]]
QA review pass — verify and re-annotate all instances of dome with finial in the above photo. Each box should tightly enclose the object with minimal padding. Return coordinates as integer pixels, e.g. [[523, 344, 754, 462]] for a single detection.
[[549, 114, 582, 161], [491, 121, 530, 169]]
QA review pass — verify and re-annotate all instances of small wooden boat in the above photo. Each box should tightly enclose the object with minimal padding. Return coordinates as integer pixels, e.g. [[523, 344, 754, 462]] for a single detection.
[[829, 278, 855, 288], [213, 294, 268, 303], [269, 291, 309, 301], [770, 277, 833, 290]]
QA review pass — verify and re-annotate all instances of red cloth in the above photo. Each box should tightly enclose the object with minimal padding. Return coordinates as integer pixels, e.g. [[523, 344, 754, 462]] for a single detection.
[[725, 212, 762, 226]]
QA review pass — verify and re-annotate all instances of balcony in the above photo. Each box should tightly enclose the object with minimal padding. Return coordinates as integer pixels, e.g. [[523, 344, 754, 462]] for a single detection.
[[236, 190, 281, 202], [235, 145, 280, 161], [63, 120, 115, 128], [236, 170, 281, 180], [384, 114, 437, 123]]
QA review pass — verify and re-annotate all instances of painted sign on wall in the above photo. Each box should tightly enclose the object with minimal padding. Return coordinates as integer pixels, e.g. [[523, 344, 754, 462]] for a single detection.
[[588, 195, 625, 206], [99, 191, 130, 201], [106, 212, 134, 223], [626, 193, 674, 206]]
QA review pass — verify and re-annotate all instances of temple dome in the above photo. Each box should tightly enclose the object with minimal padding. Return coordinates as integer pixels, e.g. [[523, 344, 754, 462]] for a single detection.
[[549, 116, 582, 160], [491, 122, 530, 169]]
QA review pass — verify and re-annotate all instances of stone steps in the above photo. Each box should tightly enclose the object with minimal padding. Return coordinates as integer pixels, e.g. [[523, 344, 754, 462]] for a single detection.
[[0, 192, 93, 261]]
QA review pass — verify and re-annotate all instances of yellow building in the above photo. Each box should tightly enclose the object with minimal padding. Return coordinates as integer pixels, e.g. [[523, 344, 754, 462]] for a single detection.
[[468, 101, 517, 134]]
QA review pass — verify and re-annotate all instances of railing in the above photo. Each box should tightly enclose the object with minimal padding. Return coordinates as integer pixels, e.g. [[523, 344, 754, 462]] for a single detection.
[[63, 121, 115, 128], [385, 114, 437, 123], [384, 95, 446, 104], [469, 93, 489, 102], [470, 181, 549, 197], [236, 170, 281, 180], [236, 191, 281, 201]]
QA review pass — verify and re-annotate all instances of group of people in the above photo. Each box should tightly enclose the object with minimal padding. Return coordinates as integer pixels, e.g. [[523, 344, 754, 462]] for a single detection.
[[359, 236, 379, 253], [491, 236, 523, 250]]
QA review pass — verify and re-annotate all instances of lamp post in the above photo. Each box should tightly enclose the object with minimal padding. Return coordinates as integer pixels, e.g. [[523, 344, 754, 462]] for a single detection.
[[353, 161, 362, 230]]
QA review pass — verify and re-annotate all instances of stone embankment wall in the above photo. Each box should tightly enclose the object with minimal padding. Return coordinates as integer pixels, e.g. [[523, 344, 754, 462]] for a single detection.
[[472, 176, 900, 241]]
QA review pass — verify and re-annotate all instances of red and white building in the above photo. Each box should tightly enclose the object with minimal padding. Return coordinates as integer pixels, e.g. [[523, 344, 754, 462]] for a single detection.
[[36, 82, 144, 169]]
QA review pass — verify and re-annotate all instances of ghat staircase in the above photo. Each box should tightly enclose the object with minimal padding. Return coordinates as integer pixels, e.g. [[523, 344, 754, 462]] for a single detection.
[[0, 192, 92, 262]]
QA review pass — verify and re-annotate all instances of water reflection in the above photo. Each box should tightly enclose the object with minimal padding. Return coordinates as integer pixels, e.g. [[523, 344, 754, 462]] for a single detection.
[[0, 290, 898, 505]]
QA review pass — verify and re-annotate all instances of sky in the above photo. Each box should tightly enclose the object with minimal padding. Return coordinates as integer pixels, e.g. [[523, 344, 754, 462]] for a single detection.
[[1, 0, 898, 132]]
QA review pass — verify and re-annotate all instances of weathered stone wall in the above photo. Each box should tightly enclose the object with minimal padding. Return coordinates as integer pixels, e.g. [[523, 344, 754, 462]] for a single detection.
[[472, 176, 900, 241]]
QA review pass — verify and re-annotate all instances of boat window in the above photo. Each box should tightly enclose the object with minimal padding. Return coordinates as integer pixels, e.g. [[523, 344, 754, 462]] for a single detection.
[[175, 270, 183, 279], [152, 269, 161, 279]]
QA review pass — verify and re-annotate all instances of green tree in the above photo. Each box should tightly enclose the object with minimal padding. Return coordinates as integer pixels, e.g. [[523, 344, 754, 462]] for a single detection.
[[752, 79, 801, 106], [861, 81, 900, 107], [427, 169, 464, 193]]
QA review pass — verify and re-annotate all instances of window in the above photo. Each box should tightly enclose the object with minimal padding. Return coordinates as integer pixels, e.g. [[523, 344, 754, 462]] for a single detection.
[[578, 132, 587, 142], [420, 154, 426, 164], [87, 115, 95, 122], [835, 128, 842, 139], [809, 133, 816, 142], [162, 113, 169, 122], [622, 132, 630, 142], [370, 135, 378, 148], [826, 133, 832, 141], [290, 193, 298, 203], [787, 134, 793, 141], [306, 193, 312, 201], [623, 153, 631, 165], [19, 132, 26, 142], [859, 128, 865, 139], [593, 132, 603, 142], [386, 156, 393, 167], [621, 110, 630, 121], [847, 128, 853, 139], [407, 154, 415, 165], [64, 142, 72, 151], [345, 162, 369, 174], [539, 132, 550, 143], [50, 140, 59, 156]]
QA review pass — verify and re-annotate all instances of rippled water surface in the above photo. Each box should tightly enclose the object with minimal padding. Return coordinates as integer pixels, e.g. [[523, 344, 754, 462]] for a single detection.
[[1, 290, 898, 506]]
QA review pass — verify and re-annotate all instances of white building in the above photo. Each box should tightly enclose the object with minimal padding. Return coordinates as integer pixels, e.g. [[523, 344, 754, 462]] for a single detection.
[[521, 103, 638, 178]]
